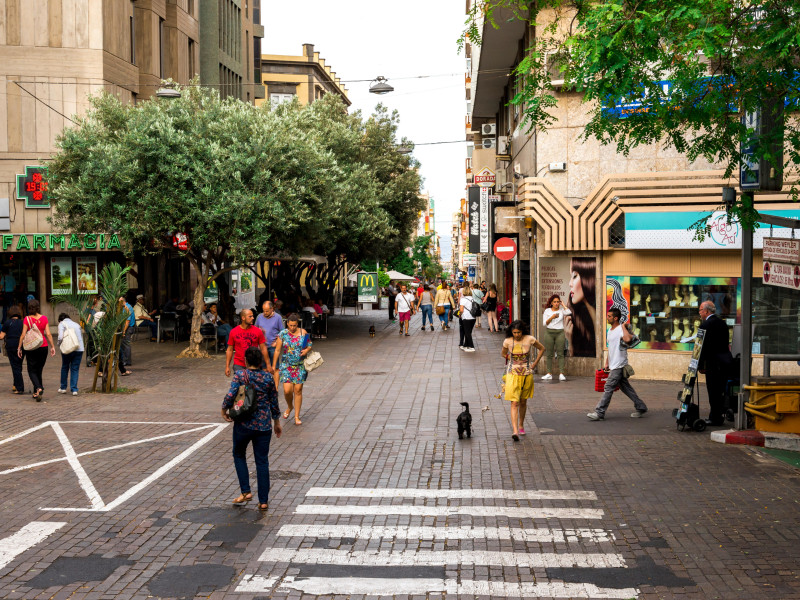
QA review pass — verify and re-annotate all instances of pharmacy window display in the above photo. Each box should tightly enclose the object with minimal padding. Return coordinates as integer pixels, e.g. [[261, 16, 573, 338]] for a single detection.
[[606, 276, 740, 350]]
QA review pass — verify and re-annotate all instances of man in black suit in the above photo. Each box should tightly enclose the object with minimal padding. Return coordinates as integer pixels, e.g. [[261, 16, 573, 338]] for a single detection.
[[698, 300, 734, 425]]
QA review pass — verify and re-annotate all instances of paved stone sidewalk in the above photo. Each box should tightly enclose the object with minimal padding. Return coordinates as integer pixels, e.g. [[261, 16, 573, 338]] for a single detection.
[[0, 310, 798, 599]]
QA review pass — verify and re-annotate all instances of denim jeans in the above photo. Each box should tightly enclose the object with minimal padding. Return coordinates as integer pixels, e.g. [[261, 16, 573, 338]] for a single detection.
[[60, 351, 84, 393], [420, 305, 433, 326], [232, 424, 273, 504], [438, 305, 450, 325]]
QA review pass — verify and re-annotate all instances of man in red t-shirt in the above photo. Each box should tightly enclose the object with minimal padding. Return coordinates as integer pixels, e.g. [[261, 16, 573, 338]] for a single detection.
[[225, 309, 272, 377]]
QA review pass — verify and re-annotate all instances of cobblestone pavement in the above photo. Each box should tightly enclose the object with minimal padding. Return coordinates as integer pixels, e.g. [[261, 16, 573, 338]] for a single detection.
[[0, 310, 798, 599]]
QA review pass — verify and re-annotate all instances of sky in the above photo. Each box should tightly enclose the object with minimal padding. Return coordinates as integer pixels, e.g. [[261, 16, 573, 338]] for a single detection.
[[259, 1, 467, 263]]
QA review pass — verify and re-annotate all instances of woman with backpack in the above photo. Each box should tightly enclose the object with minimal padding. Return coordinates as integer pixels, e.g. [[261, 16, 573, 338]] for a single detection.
[[57, 313, 84, 396], [458, 282, 477, 352], [18, 299, 56, 402]]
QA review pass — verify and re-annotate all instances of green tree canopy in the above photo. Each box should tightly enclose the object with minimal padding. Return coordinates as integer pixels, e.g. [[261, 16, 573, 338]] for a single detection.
[[463, 0, 800, 230], [47, 84, 422, 355]]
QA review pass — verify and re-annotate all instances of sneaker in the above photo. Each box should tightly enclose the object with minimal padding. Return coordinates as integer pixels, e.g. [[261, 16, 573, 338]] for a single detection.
[[57, 389, 66, 394], [630, 410, 647, 418], [464, 347, 476, 352], [399, 329, 404, 335], [421, 326, 425, 331], [72, 392, 78, 396], [519, 428, 526, 435], [459, 346, 465, 350], [541, 374, 553, 380], [587, 412, 604, 421], [559, 374, 566, 381], [430, 325, 434, 331]]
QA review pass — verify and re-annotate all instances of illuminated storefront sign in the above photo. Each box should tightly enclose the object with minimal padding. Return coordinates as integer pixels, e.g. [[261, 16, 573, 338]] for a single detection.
[[0, 233, 122, 252], [16, 166, 50, 208]]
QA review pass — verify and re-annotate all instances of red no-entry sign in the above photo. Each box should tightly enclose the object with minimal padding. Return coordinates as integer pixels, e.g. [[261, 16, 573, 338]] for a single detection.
[[494, 237, 517, 261]]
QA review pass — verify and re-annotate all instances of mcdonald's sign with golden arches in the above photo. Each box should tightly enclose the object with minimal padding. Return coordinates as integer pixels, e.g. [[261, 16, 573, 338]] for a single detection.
[[357, 272, 379, 303]]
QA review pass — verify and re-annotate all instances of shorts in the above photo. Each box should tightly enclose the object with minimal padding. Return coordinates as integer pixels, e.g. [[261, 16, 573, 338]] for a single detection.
[[398, 311, 411, 322]]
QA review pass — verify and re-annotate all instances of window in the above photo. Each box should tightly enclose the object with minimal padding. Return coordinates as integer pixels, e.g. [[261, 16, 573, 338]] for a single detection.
[[187, 0, 194, 16], [606, 276, 739, 350], [129, 10, 136, 65], [188, 38, 195, 77], [159, 18, 165, 78], [752, 278, 800, 354], [608, 214, 625, 248], [270, 93, 294, 105]]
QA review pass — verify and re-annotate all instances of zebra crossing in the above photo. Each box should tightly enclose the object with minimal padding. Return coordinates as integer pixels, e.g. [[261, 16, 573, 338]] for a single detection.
[[235, 486, 640, 598]]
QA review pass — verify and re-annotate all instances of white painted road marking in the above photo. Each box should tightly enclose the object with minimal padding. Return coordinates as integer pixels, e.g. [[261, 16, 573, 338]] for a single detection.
[[237, 575, 639, 598], [0, 420, 229, 512], [235, 574, 280, 593], [295, 504, 604, 519], [0, 425, 218, 475], [277, 523, 614, 543], [40, 423, 228, 512], [237, 486, 636, 598], [257, 548, 626, 568], [50, 422, 105, 510], [0, 521, 66, 570], [306, 487, 598, 500]]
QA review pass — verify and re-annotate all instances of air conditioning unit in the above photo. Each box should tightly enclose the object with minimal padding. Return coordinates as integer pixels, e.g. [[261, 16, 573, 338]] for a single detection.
[[481, 137, 496, 150], [481, 123, 496, 136], [545, 51, 569, 88], [496, 136, 510, 155]]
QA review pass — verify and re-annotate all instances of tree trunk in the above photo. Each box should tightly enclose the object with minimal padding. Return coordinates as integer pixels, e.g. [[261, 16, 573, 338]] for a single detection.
[[178, 269, 210, 358]]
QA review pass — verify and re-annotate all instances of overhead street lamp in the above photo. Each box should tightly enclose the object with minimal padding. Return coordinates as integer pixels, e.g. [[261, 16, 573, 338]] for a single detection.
[[155, 86, 181, 99], [369, 76, 394, 95]]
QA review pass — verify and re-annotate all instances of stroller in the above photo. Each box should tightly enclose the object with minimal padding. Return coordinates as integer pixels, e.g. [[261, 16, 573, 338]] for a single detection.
[[496, 304, 510, 330]]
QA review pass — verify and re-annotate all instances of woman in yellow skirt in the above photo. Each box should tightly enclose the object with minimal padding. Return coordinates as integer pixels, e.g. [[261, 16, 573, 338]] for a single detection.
[[501, 320, 544, 441]]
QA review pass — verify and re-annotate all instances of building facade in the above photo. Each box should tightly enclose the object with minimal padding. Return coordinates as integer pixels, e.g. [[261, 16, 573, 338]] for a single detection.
[[465, 4, 800, 379], [198, 0, 264, 102], [255, 44, 349, 108], [0, 0, 199, 318]]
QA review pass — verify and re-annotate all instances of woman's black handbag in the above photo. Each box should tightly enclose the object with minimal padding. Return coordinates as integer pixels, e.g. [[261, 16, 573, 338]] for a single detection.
[[228, 371, 257, 421]]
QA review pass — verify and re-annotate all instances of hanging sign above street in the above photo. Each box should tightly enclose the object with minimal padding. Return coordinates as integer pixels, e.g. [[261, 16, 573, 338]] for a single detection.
[[763, 237, 800, 264], [763, 261, 800, 290], [474, 167, 496, 187], [494, 237, 517, 261]]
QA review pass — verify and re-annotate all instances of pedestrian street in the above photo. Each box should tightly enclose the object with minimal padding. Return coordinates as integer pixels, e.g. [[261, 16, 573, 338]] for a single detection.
[[0, 311, 798, 599]]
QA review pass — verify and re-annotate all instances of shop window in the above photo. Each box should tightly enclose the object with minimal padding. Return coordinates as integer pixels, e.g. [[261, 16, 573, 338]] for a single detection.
[[0, 254, 40, 310], [751, 278, 800, 355], [605, 276, 739, 351]]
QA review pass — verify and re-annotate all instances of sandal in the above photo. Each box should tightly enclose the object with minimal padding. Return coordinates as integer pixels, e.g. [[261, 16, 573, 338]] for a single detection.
[[258, 503, 269, 511], [295, 419, 302, 426], [282, 409, 292, 419], [512, 434, 520, 442], [232, 492, 252, 506]]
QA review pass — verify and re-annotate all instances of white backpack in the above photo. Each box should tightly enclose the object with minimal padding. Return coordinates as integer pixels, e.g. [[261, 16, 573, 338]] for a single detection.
[[60, 325, 80, 354]]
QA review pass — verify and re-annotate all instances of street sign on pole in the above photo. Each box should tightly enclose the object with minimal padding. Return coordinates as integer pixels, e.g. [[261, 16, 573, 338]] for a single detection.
[[763, 261, 800, 290], [357, 272, 378, 303], [494, 237, 517, 261], [763, 237, 800, 264]]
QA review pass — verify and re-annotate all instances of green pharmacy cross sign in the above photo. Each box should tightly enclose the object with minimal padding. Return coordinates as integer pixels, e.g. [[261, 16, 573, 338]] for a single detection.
[[16, 166, 50, 208]]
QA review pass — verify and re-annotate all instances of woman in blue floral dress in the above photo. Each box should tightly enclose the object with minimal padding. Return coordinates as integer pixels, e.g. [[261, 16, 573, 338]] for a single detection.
[[271, 313, 312, 426]]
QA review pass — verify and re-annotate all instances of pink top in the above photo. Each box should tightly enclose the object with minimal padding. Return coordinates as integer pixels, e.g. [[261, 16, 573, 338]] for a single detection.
[[26, 315, 49, 347]]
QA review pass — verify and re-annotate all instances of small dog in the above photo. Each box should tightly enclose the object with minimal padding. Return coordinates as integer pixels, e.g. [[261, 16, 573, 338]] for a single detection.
[[456, 402, 472, 439], [369, 324, 375, 337]]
